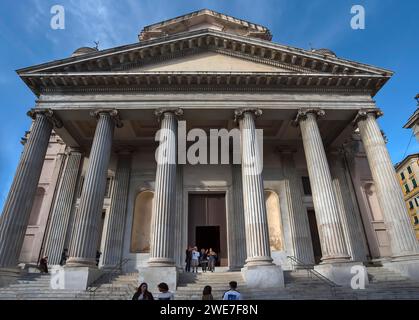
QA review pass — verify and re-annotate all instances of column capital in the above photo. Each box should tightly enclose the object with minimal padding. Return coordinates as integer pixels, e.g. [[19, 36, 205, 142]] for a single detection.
[[352, 108, 383, 125], [154, 108, 183, 122], [292, 108, 325, 126], [234, 108, 262, 122], [90, 109, 123, 128], [27, 108, 63, 128]]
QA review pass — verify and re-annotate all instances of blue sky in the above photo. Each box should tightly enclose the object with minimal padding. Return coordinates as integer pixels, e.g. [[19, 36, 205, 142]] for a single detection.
[[0, 0, 418, 209]]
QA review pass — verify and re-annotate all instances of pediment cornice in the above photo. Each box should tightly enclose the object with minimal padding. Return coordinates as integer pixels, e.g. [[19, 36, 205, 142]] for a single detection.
[[17, 28, 392, 96]]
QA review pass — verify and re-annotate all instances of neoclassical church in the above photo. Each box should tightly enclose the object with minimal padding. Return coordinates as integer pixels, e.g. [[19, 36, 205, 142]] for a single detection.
[[1, 9, 419, 290]]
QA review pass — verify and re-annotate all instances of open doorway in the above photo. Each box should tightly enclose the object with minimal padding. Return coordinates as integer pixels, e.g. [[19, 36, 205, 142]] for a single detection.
[[188, 193, 228, 266], [196, 226, 221, 266]]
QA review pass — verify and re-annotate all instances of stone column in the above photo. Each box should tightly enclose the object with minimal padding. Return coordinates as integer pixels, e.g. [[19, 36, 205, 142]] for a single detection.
[[295, 109, 350, 263], [139, 108, 182, 294], [102, 151, 132, 268], [235, 108, 284, 288], [230, 164, 247, 269], [148, 108, 182, 266], [43, 148, 83, 265], [0, 109, 61, 270], [67, 110, 122, 268], [281, 151, 315, 265], [355, 110, 419, 271], [295, 109, 368, 287], [329, 151, 368, 262]]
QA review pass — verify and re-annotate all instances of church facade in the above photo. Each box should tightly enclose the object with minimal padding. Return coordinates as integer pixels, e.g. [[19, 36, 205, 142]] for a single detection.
[[1, 9, 419, 290]]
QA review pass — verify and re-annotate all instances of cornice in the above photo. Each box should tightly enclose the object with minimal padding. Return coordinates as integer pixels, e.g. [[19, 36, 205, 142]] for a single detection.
[[17, 29, 392, 77]]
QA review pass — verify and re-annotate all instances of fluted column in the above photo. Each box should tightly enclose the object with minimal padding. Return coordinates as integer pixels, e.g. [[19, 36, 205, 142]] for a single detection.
[[149, 108, 182, 266], [102, 151, 132, 267], [231, 164, 247, 269], [44, 148, 82, 265], [329, 151, 368, 262], [0, 109, 61, 268], [235, 108, 273, 266], [295, 109, 350, 263], [67, 110, 122, 267], [281, 151, 315, 265], [356, 109, 419, 257]]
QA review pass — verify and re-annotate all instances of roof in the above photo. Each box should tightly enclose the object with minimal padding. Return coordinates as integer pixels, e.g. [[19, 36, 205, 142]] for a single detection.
[[395, 153, 419, 171], [139, 8, 272, 41], [404, 108, 419, 129]]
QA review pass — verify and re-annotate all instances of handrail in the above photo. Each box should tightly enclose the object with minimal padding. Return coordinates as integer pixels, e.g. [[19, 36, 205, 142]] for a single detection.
[[76, 258, 132, 300], [287, 255, 340, 289]]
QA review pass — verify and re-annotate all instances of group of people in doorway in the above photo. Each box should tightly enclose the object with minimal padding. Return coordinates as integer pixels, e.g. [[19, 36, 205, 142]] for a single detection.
[[185, 246, 218, 273], [132, 281, 241, 300]]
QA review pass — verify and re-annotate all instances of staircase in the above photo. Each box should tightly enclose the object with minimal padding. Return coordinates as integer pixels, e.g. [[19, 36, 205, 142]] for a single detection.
[[85, 273, 139, 300], [2, 266, 419, 300], [176, 270, 246, 300], [0, 273, 82, 300]]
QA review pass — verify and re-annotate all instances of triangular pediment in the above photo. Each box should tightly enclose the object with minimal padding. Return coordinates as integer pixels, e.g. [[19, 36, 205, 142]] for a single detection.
[[17, 28, 392, 96], [129, 51, 292, 73]]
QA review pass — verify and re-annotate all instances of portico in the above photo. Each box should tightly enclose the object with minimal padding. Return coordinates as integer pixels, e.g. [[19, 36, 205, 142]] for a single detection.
[[1, 9, 418, 291]]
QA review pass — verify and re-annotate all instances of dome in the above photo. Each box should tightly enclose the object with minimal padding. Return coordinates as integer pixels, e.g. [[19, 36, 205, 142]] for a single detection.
[[312, 48, 337, 57], [71, 47, 98, 57]]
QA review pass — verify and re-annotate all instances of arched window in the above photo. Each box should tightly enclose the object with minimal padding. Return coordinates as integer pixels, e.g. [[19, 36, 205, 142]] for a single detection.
[[28, 187, 46, 225], [130, 191, 154, 253], [265, 190, 283, 251]]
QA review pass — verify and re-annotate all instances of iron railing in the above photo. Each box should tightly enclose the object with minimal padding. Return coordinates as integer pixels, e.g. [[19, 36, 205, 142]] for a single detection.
[[78, 258, 132, 300], [287, 255, 340, 294]]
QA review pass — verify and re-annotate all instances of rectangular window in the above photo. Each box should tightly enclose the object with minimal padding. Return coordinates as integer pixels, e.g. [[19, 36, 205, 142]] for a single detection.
[[400, 172, 405, 180], [407, 166, 413, 174], [405, 184, 410, 193], [409, 201, 414, 209], [414, 216, 419, 225], [415, 198, 419, 207], [302, 177, 312, 195], [412, 179, 418, 189]]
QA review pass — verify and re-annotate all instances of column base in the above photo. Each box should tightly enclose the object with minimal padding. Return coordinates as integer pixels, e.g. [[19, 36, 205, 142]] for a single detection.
[[138, 266, 178, 294], [241, 264, 284, 289], [0, 268, 22, 287], [59, 266, 102, 290], [147, 257, 175, 267], [314, 262, 369, 288], [383, 254, 419, 280], [66, 257, 97, 268]]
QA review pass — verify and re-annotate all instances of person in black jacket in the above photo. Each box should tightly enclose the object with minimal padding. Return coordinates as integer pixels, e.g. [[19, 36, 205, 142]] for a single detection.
[[132, 283, 154, 300], [185, 246, 192, 272]]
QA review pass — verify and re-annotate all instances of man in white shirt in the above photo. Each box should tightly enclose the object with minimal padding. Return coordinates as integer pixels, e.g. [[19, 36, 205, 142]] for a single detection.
[[222, 281, 242, 300], [191, 246, 200, 273]]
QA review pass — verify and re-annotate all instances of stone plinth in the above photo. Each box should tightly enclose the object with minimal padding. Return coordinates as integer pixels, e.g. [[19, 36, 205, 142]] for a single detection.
[[241, 264, 284, 288], [314, 262, 369, 288]]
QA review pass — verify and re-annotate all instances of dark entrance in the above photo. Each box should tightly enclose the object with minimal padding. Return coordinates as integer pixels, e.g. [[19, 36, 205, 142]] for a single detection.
[[188, 193, 228, 266], [307, 209, 322, 264], [196, 226, 221, 266]]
